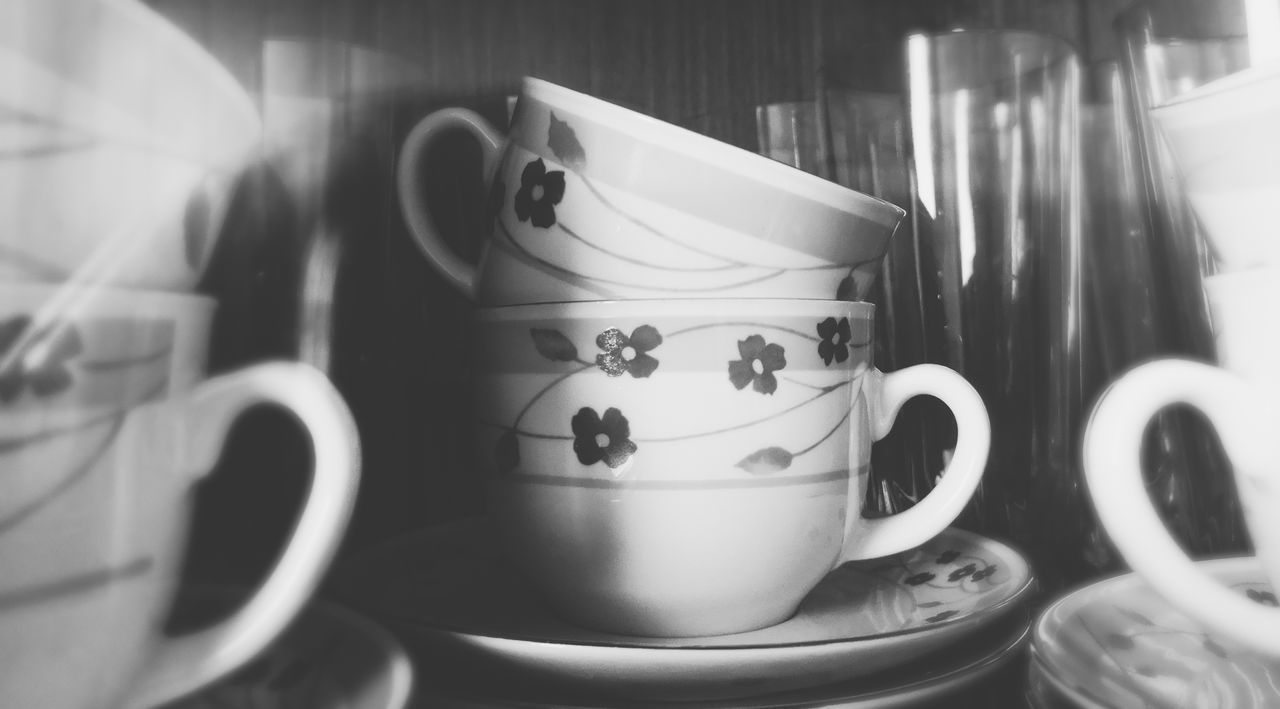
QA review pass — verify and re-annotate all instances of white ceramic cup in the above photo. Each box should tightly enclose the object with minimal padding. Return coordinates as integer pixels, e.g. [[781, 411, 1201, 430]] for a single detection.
[[1084, 267, 1280, 655], [474, 299, 988, 636], [0, 284, 360, 708], [397, 77, 905, 305], [0, 0, 261, 290], [1151, 65, 1280, 271]]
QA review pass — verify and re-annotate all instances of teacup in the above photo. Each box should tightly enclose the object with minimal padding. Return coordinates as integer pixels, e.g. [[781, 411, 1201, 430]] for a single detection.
[[1151, 65, 1280, 271], [397, 77, 905, 305], [473, 298, 988, 636], [0, 0, 261, 289], [1084, 267, 1280, 655], [0, 283, 360, 708]]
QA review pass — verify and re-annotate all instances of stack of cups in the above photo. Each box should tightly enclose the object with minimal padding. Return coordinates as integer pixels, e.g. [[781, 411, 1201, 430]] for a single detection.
[[397, 77, 992, 637], [1084, 65, 1280, 655], [0, 2, 361, 707]]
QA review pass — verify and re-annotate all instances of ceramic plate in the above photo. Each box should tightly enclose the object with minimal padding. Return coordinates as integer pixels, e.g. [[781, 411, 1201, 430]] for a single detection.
[[331, 518, 1035, 701], [418, 610, 1032, 708], [165, 591, 414, 709], [1031, 557, 1280, 709]]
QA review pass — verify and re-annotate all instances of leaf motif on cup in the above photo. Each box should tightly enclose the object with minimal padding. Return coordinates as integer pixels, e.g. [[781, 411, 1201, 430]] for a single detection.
[[816, 317, 852, 366], [728, 335, 786, 395], [0, 316, 83, 404], [735, 446, 794, 474], [836, 275, 856, 300], [571, 406, 637, 469], [547, 111, 586, 169], [530, 328, 579, 362], [595, 325, 662, 378], [1247, 588, 1279, 606], [514, 158, 566, 228]]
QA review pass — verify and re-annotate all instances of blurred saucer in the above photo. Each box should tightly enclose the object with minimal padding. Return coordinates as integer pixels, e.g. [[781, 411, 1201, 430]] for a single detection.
[[419, 609, 1031, 708], [331, 517, 1035, 701], [163, 589, 414, 709], [1030, 557, 1280, 708]]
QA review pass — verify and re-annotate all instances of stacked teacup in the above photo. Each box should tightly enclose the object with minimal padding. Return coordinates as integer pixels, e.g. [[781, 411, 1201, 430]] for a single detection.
[[1084, 64, 1280, 655], [398, 78, 991, 637], [0, 2, 360, 707]]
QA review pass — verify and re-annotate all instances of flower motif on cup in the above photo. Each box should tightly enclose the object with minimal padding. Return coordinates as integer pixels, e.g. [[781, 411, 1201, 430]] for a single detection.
[[728, 335, 786, 395], [0, 316, 83, 404], [595, 325, 662, 378], [817, 316, 852, 366], [571, 406, 637, 469], [513, 158, 566, 228]]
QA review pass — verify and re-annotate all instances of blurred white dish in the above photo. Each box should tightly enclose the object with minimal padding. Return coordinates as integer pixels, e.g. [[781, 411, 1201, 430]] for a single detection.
[[1030, 557, 1280, 708]]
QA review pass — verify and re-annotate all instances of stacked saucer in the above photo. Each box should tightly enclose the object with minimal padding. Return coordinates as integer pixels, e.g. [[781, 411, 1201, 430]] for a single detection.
[[331, 517, 1037, 706], [1030, 557, 1280, 708]]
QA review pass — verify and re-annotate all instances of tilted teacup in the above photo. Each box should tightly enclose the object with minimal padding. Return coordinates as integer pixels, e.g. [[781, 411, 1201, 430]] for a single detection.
[[473, 298, 988, 636], [0, 283, 360, 708], [1084, 267, 1280, 655], [0, 0, 261, 290], [397, 77, 905, 305]]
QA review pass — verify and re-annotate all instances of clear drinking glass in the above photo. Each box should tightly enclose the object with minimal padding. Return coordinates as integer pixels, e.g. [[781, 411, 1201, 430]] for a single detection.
[[825, 30, 1084, 590]]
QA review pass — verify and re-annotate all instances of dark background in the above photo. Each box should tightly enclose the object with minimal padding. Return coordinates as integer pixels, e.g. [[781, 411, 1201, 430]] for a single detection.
[[140, 0, 1132, 590]]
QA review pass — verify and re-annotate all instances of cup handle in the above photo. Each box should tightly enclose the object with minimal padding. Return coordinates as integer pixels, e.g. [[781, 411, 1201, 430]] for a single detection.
[[121, 362, 360, 708], [1084, 358, 1280, 654], [396, 107, 505, 299], [838, 364, 990, 561]]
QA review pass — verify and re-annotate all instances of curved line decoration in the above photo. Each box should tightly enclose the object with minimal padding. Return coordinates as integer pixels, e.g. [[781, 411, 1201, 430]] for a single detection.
[[557, 221, 739, 273], [0, 557, 154, 615], [0, 414, 125, 535]]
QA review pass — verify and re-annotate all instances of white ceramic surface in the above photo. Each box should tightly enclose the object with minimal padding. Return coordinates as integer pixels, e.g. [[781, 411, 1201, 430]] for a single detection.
[[474, 299, 989, 637], [331, 517, 1036, 702], [1030, 558, 1280, 709], [167, 591, 413, 709], [1152, 65, 1280, 271], [1203, 267, 1280, 391], [0, 284, 360, 709], [397, 77, 905, 305], [422, 614, 1031, 708], [0, 0, 261, 290]]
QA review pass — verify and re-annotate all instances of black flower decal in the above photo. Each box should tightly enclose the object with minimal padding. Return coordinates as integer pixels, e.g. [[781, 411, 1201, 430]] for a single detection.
[[904, 572, 935, 586], [1248, 589, 1279, 607], [817, 317, 852, 365], [971, 565, 998, 581], [936, 550, 960, 564], [595, 326, 662, 378], [948, 563, 978, 582], [0, 316, 82, 404], [926, 610, 959, 623], [513, 158, 566, 228], [571, 407, 637, 469], [728, 335, 786, 395]]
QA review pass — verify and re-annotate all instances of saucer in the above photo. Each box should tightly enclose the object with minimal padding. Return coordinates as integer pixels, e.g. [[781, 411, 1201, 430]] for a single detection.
[[331, 517, 1035, 701], [165, 591, 414, 709], [419, 609, 1032, 708], [1030, 557, 1280, 708]]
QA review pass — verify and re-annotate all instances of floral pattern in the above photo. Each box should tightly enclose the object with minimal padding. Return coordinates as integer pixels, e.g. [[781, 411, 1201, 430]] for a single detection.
[[817, 317, 852, 366], [513, 158, 566, 228], [571, 406, 637, 469], [0, 316, 82, 404], [728, 335, 787, 395], [595, 326, 662, 378]]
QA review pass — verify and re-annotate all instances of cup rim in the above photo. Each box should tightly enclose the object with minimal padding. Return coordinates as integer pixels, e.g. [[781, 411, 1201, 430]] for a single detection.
[[521, 77, 906, 223], [475, 298, 876, 322]]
